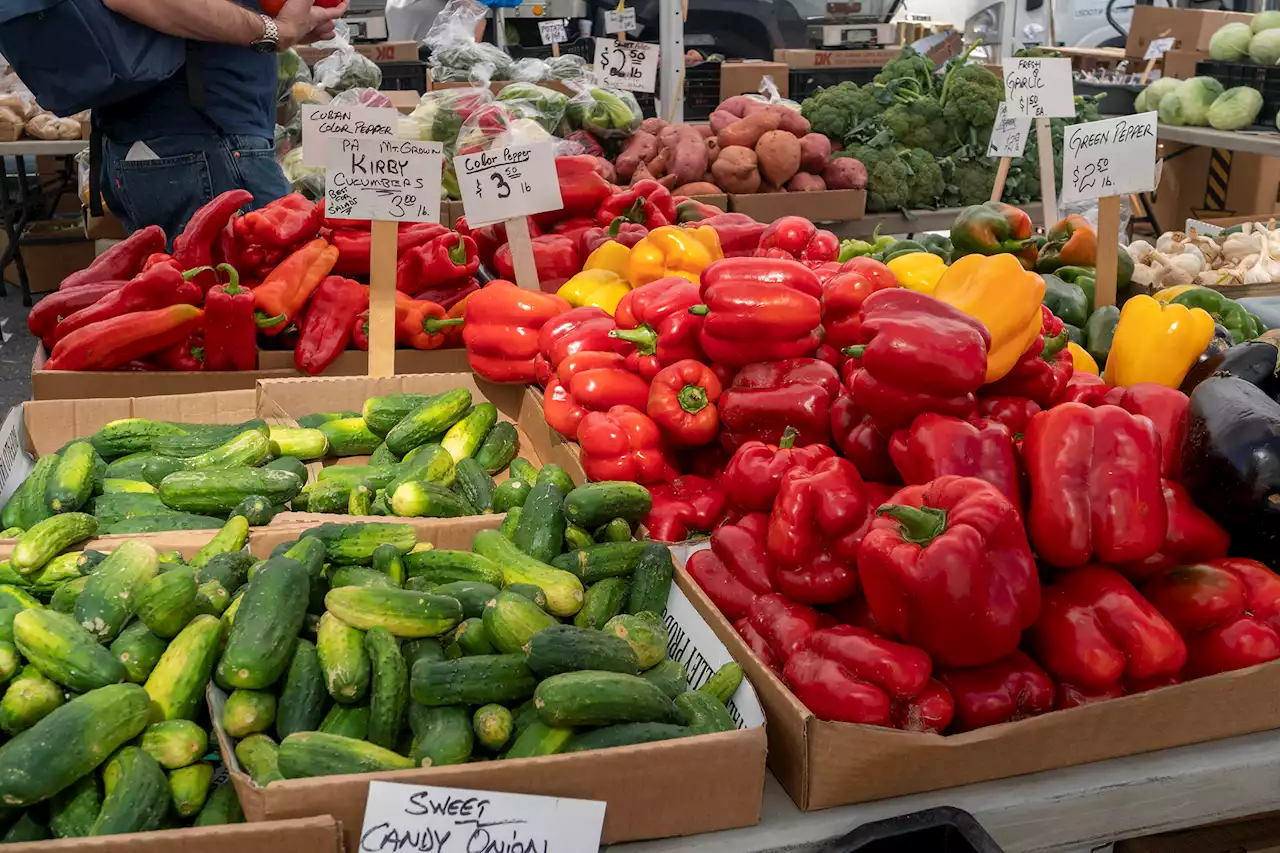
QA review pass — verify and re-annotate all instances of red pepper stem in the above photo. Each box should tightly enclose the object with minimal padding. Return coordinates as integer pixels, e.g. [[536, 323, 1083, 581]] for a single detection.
[[677, 384, 708, 414], [877, 504, 948, 546], [843, 345, 866, 358], [689, 305, 709, 316], [607, 217, 626, 237], [622, 197, 646, 224], [423, 317, 465, 334], [1041, 329, 1069, 361], [183, 265, 215, 282], [447, 240, 467, 266], [779, 426, 798, 449], [254, 309, 287, 329], [215, 263, 243, 294], [608, 325, 658, 355]]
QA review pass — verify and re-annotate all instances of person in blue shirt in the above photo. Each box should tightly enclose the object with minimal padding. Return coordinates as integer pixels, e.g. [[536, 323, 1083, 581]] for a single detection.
[[97, 0, 347, 239]]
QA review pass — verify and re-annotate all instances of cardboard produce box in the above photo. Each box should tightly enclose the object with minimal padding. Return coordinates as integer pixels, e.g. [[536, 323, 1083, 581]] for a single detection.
[[1, 218, 96, 294], [30, 344, 299, 401], [730, 189, 866, 223], [675, 560, 1280, 812], [1160, 49, 1207, 80], [1, 815, 345, 853], [212, 516, 768, 850], [296, 39, 419, 65], [1151, 142, 1280, 232], [774, 48, 899, 69], [719, 61, 789, 99], [1125, 6, 1251, 60]]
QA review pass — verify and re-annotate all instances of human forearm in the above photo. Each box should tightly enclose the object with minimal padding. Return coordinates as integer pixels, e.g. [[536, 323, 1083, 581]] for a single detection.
[[102, 0, 263, 45]]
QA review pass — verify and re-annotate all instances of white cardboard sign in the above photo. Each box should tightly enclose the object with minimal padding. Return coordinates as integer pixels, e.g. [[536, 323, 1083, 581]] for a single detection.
[[0, 406, 32, 512], [1001, 57, 1076, 118], [987, 102, 1032, 158], [455, 142, 564, 227], [1060, 112, 1159, 205], [358, 781, 607, 853], [604, 7, 638, 34], [594, 38, 659, 93], [1144, 36, 1176, 60], [323, 137, 443, 222], [302, 104, 399, 167], [537, 19, 568, 45]]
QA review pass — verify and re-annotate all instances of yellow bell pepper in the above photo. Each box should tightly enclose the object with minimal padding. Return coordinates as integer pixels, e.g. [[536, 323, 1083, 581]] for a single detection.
[[1067, 341, 1099, 375], [583, 241, 632, 279], [887, 252, 947, 295], [1103, 295, 1215, 388], [932, 254, 1046, 383], [1153, 284, 1197, 304], [627, 225, 723, 288], [557, 269, 632, 315]]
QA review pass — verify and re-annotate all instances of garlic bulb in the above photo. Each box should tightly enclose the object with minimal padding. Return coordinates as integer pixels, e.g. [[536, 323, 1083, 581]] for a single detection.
[[1197, 263, 1245, 287], [1186, 229, 1222, 265], [1244, 235, 1280, 284], [1130, 261, 1156, 290], [1222, 231, 1262, 264], [1169, 251, 1204, 279], [1147, 252, 1194, 287], [1155, 232, 1188, 255], [1127, 239, 1156, 263]]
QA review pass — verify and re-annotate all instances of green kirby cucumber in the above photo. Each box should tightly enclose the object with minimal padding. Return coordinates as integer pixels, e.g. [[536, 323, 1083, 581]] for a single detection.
[[195, 580, 230, 617], [368, 442, 398, 467], [168, 761, 215, 818], [277, 731, 415, 779], [277, 639, 328, 739], [604, 612, 670, 671], [474, 421, 519, 475], [627, 542, 675, 615], [491, 479, 531, 513], [318, 703, 370, 739], [300, 522, 417, 565], [0, 664, 63, 734], [482, 591, 556, 654], [565, 722, 691, 753], [408, 704, 473, 767], [0, 642, 18, 684], [325, 586, 462, 639], [144, 615, 223, 722], [48, 775, 101, 838], [525, 624, 639, 677], [330, 566, 398, 590], [553, 542, 648, 584], [512, 481, 566, 564], [12, 608, 127, 691], [362, 393, 438, 436], [317, 418, 382, 457], [101, 478, 157, 494], [432, 581, 500, 619], [453, 457, 496, 512], [641, 658, 689, 698], [190, 516, 250, 569], [194, 781, 245, 826], [404, 549, 504, 587], [134, 569, 199, 639], [472, 704, 513, 751], [410, 654, 537, 707], [89, 418, 191, 459], [564, 482, 653, 529], [316, 612, 370, 705], [316, 464, 400, 490], [234, 734, 284, 787], [222, 688, 277, 739], [264, 455, 309, 482], [506, 583, 549, 610], [390, 481, 475, 518], [364, 626, 408, 750], [699, 662, 744, 704], [26, 552, 83, 596], [2, 454, 58, 531], [675, 690, 736, 735], [299, 479, 354, 514], [109, 622, 167, 683], [535, 464, 576, 496], [402, 638, 445, 671], [74, 539, 159, 642], [196, 550, 255, 592], [472, 530, 584, 618], [100, 514, 227, 535], [503, 721, 574, 759], [396, 444, 457, 489], [372, 543, 406, 586], [384, 389, 473, 457], [268, 426, 329, 460], [534, 671, 681, 728], [230, 494, 277, 526], [507, 458, 538, 488], [298, 411, 362, 430], [349, 482, 374, 516], [451, 618, 496, 656], [441, 403, 498, 462], [216, 556, 309, 690], [140, 719, 208, 770], [564, 524, 594, 551], [90, 746, 169, 836], [46, 441, 96, 514], [11, 513, 98, 575], [141, 430, 272, 485], [158, 468, 301, 516]]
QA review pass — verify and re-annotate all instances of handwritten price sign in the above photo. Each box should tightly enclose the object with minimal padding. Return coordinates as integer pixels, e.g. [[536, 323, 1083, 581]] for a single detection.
[[302, 105, 398, 166], [594, 37, 658, 93], [1060, 112, 1158, 204], [604, 7, 638, 33], [455, 142, 563, 226], [324, 137, 442, 222], [1001, 57, 1075, 118], [987, 102, 1031, 158], [538, 19, 568, 45], [1145, 36, 1176, 60]]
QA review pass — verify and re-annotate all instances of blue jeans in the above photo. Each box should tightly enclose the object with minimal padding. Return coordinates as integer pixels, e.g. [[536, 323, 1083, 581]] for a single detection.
[[101, 134, 290, 245]]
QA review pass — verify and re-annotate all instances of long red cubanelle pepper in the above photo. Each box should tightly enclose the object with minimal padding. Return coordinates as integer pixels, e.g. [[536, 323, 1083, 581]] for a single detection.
[[228, 192, 322, 279], [51, 264, 201, 345], [252, 238, 340, 335], [174, 190, 252, 291], [201, 263, 257, 372], [60, 225, 165, 290], [329, 222, 449, 277], [295, 276, 368, 375], [45, 305, 205, 371], [30, 281, 125, 346]]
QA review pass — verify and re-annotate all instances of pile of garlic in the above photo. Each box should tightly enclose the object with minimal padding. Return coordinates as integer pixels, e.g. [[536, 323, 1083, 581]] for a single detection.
[[1126, 221, 1280, 293]]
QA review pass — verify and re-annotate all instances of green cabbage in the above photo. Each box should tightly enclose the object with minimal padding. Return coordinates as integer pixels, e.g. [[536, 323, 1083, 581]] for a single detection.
[[1208, 86, 1264, 130], [1137, 77, 1182, 113], [1210, 22, 1253, 60], [1157, 91, 1188, 126], [1252, 10, 1280, 34], [1172, 77, 1225, 125], [1250, 28, 1280, 64]]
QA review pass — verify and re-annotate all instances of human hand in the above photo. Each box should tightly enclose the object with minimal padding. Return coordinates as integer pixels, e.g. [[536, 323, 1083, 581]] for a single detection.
[[275, 0, 348, 49]]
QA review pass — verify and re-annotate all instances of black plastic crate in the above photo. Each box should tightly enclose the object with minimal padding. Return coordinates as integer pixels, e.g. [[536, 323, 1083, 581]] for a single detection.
[[379, 61, 427, 93], [684, 62, 722, 122], [820, 808, 1004, 853], [789, 67, 879, 102], [1197, 59, 1280, 125], [506, 37, 595, 61], [635, 91, 657, 119]]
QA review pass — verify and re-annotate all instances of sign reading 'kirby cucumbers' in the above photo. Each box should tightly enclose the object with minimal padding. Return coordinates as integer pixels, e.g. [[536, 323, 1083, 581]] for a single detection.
[[323, 137, 443, 222]]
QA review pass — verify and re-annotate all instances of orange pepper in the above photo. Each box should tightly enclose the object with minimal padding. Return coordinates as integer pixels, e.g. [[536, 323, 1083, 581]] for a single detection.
[[399, 299, 462, 350], [252, 238, 339, 335]]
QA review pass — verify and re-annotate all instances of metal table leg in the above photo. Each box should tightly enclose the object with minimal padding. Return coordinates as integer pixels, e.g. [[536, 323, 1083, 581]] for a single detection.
[[14, 155, 34, 306]]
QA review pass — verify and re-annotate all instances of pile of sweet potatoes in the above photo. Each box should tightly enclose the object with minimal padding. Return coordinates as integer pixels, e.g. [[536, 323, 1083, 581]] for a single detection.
[[613, 96, 854, 195]]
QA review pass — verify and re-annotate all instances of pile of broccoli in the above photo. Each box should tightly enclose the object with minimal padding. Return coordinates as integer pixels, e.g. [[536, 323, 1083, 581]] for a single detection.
[[801, 45, 1095, 213]]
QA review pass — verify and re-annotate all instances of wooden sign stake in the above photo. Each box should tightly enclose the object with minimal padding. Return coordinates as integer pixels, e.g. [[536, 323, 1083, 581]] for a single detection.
[[506, 217, 540, 290], [1139, 30, 1171, 85], [1094, 196, 1121, 307], [991, 157, 1011, 202], [552, 41, 560, 56], [368, 220, 398, 378], [617, 0, 627, 43], [1035, 117, 1058, 230]]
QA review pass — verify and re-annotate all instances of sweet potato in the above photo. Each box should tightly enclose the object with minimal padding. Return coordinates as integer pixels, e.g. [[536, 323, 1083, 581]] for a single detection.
[[742, 100, 772, 117], [594, 156, 616, 184], [711, 146, 761, 194], [616, 130, 659, 183], [702, 171, 715, 182], [674, 181, 722, 196], [718, 111, 781, 150], [759, 183, 785, 193], [632, 162, 655, 183], [822, 158, 868, 190], [709, 110, 738, 135], [798, 133, 832, 173], [755, 130, 802, 187], [658, 124, 681, 148], [718, 95, 756, 118], [787, 173, 826, 192], [665, 125, 708, 186], [647, 149, 669, 179], [695, 125, 713, 139], [769, 104, 811, 137], [640, 118, 669, 135], [705, 137, 721, 165], [659, 175, 680, 189]]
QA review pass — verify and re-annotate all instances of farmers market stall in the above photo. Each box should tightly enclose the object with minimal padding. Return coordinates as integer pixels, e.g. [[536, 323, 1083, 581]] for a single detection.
[[0, 138, 88, 306]]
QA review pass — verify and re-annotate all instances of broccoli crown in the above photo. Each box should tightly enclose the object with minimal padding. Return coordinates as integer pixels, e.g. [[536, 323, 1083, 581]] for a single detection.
[[800, 82, 885, 143], [941, 67, 1004, 147], [851, 144, 911, 212], [873, 48, 937, 97], [903, 147, 945, 208], [883, 97, 948, 155], [943, 155, 997, 208]]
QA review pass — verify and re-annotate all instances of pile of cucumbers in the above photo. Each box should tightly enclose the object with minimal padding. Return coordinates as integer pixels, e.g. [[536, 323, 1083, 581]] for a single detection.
[[222, 479, 744, 784], [0, 518, 259, 841]]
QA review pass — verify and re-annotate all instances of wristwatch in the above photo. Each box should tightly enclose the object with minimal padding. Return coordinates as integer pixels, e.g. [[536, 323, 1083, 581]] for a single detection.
[[251, 13, 279, 53]]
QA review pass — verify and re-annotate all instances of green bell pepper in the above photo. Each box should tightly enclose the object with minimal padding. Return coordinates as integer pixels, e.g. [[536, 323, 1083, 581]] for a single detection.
[[950, 201, 1036, 257], [1169, 287, 1252, 343], [879, 240, 927, 262], [1083, 305, 1121, 369], [1248, 312, 1268, 338], [919, 233, 954, 263], [1063, 323, 1084, 346], [1041, 274, 1090, 328], [1055, 266, 1098, 311]]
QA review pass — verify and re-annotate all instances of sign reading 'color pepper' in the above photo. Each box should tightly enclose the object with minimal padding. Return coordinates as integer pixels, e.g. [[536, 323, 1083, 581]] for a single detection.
[[455, 142, 564, 227], [324, 137, 443, 223]]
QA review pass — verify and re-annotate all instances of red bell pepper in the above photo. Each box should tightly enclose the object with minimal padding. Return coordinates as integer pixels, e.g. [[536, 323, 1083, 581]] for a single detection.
[[142, 253, 179, 273], [60, 225, 165, 290], [892, 679, 956, 733], [552, 155, 615, 220], [674, 197, 724, 224], [708, 513, 776, 595], [1024, 403, 1167, 568], [757, 216, 840, 264], [546, 353, 650, 436], [294, 276, 366, 375], [821, 257, 899, 351], [203, 263, 257, 372], [846, 289, 989, 432], [696, 213, 768, 258], [228, 192, 322, 280], [252, 238, 340, 335], [150, 332, 205, 371], [1059, 371, 1110, 406], [647, 359, 721, 447], [976, 396, 1041, 438], [329, 222, 449, 278], [692, 258, 823, 367], [861, 476, 1039, 668], [52, 264, 201, 345], [576, 405, 676, 485], [397, 232, 479, 294], [609, 277, 705, 380], [1101, 384, 1190, 480], [735, 617, 780, 672], [1116, 480, 1231, 583], [462, 281, 571, 384], [30, 281, 124, 346], [981, 305, 1074, 408], [597, 180, 677, 229], [410, 276, 480, 311], [1143, 558, 1280, 678], [456, 216, 543, 269], [1031, 565, 1187, 691], [687, 549, 758, 622], [720, 429, 835, 513], [749, 593, 820, 663], [494, 234, 582, 293], [888, 415, 1022, 508], [829, 393, 899, 485], [717, 358, 841, 452], [938, 651, 1055, 732], [767, 457, 869, 605], [551, 216, 598, 252], [46, 304, 205, 371], [579, 220, 649, 259], [533, 306, 619, 385], [173, 190, 252, 291], [644, 475, 727, 542]]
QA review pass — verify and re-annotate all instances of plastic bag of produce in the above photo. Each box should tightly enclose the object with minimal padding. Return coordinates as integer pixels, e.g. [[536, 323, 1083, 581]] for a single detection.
[[496, 82, 568, 133], [747, 74, 803, 112], [386, 0, 445, 43], [425, 0, 514, 82], [314, 28, 383, 93], [510, 57, 552, 83], [401, 84, 495, 150], [330, 88, 395, 109], [545, 54, 590, 82], [281, 148, 326, 201], [565, 84, 642, 139]]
